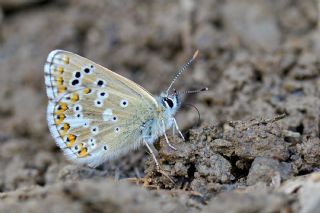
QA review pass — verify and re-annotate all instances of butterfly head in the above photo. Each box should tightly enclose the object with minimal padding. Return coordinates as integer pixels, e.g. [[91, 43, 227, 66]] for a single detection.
[[159, 90, 181, 115]]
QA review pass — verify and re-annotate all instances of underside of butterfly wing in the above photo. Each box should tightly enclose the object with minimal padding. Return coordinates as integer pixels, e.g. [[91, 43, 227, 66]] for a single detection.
[[44, 50, 158, 167]]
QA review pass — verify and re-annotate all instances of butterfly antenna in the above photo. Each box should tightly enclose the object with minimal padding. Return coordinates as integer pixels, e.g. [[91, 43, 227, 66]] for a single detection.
[[182, 87, 208, 95], [166, 50, 199, 95]]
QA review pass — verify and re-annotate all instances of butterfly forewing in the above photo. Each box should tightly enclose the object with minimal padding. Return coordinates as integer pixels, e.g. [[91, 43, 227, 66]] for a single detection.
[[45, 50, 158, 167]]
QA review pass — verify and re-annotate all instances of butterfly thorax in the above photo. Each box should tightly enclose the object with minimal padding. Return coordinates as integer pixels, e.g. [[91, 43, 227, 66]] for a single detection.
[[140, 93, 180, 145]]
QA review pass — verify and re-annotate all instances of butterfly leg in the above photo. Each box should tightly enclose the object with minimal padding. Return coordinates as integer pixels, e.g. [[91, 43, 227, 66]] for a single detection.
[[143, 140, 160, 170], [143, 140, 175, 183], [172, 123, 176, 137], [173, 118, 185, 141], [172, 123, 176, 144], [162, 121, 177, 150]]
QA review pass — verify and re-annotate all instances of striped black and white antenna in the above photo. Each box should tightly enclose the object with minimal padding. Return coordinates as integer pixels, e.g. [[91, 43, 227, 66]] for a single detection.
[[165, 50, 199, 96]]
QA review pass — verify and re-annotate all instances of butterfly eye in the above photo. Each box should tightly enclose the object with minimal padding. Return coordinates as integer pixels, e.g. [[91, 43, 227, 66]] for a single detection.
[[120, 99, 128, 108], [164, 97, 174, 108]]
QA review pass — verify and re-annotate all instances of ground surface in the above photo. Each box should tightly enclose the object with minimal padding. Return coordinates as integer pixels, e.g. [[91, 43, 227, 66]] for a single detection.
[[0, 0, 319, 212]]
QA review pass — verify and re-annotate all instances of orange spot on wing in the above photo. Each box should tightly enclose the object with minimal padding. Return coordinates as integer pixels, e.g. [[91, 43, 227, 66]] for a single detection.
[[66, 134, 77, 147], [56, 102, 68, 114], [59, 123, 70, 136], [52, 66, 64, 74], [55, 114, 65, 125], [56, 76, 64, 85], [63, 56, 70, 64], [57, 85, 67, 94], [70, 93, 79, 103], [82, 88, 92, 95], [78, 147, 88, 157], [57, 67, 64, 74]]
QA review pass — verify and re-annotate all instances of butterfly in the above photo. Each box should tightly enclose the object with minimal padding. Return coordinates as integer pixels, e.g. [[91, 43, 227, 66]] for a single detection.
[[44, 49, 205, 169]]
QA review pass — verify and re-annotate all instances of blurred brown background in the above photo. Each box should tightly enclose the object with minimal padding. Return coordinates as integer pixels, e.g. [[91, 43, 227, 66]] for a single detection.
[[0, 0, 319, 212]]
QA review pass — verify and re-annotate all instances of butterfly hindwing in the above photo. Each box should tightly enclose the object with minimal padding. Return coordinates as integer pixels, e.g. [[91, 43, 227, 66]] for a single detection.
[[45, 50, 158, 167]]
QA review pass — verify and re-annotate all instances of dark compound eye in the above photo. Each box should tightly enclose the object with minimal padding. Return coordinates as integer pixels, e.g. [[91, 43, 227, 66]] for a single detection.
[[164, 98, 174, 108]]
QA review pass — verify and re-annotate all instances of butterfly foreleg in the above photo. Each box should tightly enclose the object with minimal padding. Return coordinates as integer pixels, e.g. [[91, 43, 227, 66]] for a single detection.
[[161, 120, 177, 150], [172, 118, 185, 141]]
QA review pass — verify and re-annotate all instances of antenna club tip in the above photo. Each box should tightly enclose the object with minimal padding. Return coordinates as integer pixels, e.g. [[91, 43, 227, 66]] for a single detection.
[[201, 87, 208, 91], [192, 50, 199, 60]]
